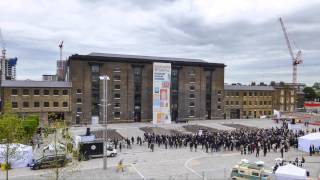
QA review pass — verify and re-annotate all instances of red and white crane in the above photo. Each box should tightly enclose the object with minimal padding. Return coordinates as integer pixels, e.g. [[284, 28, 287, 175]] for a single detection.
[[279, 17, 303, 85]]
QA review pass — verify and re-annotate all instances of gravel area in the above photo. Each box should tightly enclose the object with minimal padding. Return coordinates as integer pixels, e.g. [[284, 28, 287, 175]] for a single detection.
[[222, 123, 257, 129], [139, 126, 181, 135], [183, 124, 219, 133], [91, 129, 124, 140]]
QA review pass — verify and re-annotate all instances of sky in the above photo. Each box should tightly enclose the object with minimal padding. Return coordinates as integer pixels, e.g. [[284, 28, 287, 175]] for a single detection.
[[1, 0, 320, 85]]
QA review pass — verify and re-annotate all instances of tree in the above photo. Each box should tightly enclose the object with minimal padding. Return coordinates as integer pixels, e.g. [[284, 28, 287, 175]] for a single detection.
[[312, 82, 320, 89], [0, 104, 39, 180], [0, 106, 24, 180], [303, 87, 316, 101]]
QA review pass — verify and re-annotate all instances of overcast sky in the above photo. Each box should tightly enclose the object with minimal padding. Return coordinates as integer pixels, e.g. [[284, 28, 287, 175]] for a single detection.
[[1, 0, 319, 85]]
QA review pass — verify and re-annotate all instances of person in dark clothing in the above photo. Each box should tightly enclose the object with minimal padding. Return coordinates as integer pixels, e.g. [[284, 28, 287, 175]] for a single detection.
[[280, 148, 284, 158], [194, 142, 198, 152], [309, 145, 313, 156], [256, 146, 260, 157], [119, 142, 122, 152]]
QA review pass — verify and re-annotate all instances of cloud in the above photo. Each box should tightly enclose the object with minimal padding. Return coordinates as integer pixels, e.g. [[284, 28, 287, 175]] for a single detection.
[[0, 0, 319, 85]]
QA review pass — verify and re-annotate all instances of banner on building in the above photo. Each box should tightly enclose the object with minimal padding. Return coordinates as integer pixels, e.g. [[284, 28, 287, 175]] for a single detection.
[[153, 63, 171, 124]]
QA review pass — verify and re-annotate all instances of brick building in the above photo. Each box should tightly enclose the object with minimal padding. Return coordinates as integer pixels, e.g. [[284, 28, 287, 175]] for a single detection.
[[224, 84, 274, 119], [68, 53, 225, 125], [1, 80, 72, 125], [224, 82, 297, 119]]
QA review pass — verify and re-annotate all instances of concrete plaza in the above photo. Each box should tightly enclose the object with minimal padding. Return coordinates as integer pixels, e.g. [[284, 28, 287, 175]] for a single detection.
[[1, 118, 320, 180]]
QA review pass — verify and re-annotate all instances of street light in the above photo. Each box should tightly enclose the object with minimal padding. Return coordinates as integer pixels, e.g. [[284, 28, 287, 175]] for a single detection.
[[99, 75, 110, 170]]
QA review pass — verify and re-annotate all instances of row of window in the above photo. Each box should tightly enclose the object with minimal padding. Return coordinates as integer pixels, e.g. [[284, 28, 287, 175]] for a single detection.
[[226, 91, 272, 97], [12, 101, 68, 108], [226, 101, 272, 106], [243, 111, 272, 116], [11, 89, 69, 96], [188, 105, 222, 117]]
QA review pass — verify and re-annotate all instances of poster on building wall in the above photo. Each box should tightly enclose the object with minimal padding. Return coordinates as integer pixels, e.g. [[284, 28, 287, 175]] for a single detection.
[[153, 63, 171, 124]]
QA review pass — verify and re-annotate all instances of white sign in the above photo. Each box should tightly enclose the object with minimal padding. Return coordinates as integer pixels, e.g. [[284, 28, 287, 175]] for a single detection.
[[153, 63, 171, 124]]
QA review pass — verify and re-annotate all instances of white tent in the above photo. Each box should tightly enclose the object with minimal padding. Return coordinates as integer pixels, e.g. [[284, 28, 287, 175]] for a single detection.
[[0, 144, 34, 168], [298, 132, 320, 152], [275, 164, 307, 180]]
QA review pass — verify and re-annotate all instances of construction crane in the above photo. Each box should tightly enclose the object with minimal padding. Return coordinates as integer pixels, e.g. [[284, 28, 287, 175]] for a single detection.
[[0, 28, 6, 60], [59, 40, 64, 61], [279, 17, 302, 85]]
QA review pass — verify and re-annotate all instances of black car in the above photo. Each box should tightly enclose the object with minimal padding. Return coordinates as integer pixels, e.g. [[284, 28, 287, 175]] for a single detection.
[[30, 155, 69, 170]]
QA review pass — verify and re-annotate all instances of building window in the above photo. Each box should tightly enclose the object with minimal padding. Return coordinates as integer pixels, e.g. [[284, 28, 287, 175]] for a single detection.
[[243, 111, 247, 116], [235, 92, 239, 96], [249, 101, 252, 105], [189, 85, 195, 91], [218, 90, 222, 95], [33, 89, 40, 95], [255, 101, 258, 105], [189, 69, 195, 76], [76, 89, 82, 94], [291, 90, 294, 96], [189, 93, 195, 99], [189, 77, 196, 83], [243, 101, 247, 105], [23, 102, 29, 108], [11, 89, 18, 95], [244, 92, 247, 96], [217, 105, 221, 110], [260, 101, 263, 105], [91, 64, 100, 116], [53, 102, 59, 107], [53, 90, 59, 95], [226, 101, 229, 105], [62, 90, 68, 95], [114, 84, 121, 90], [23, 89, 29, 95], [114, 93, 121, 99], [235, 101, 239, 105], [114, 102, 120, 108], [114, 111, 120, 118], [63, 102, 68, 107], [189, 109, 195, 117], [133, 66, 143, 121], [230, 101, 234, 105], [113, 66, 121, 72], [77, 107, 82, 113], [249, 92, 252, 96], [77, 98, 82, 103], [189, 101, 195, 107], [44, 89, 50, 95], [264, 101, 267, 105], [12, 102, 18, 108], [259, 92, 263, 96], [44, 102, 49, 107], [34, 102, 40, 108], [254, 92, 257, 96], [113, 74, 121, 81], [218, 98, 221, 103]]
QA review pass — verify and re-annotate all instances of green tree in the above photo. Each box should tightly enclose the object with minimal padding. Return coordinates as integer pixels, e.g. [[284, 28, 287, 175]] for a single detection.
[[303, 87, 316, 101], [312, 82, 320, 89], [0, 107, 24, 180]]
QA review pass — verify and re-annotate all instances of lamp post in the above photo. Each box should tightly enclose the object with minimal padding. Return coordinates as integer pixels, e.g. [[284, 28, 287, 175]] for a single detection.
[[99, 75, 110, 170]]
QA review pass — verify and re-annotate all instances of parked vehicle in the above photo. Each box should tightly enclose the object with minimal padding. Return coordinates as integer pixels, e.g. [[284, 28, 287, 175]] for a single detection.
[[78, 141, 117, 161], [30, 154, 69, 170], [230, 162, 271, 180]]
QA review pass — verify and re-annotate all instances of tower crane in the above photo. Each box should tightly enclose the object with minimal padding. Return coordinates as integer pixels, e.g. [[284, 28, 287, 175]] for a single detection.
[[0, 28, 6, 60], [59, 40, 64, 61], [279, 17, 302, 85]]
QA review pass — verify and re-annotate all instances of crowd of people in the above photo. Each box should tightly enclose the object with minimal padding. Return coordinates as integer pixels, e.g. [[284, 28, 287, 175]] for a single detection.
[[112, 124, 308, 159]]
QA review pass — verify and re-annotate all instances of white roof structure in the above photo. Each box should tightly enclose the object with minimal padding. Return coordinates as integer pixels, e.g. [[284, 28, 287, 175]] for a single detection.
[[298, 132, 320, 152], [275, 164, 307, 180], [300, 132, 320, 140]]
